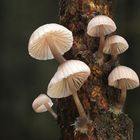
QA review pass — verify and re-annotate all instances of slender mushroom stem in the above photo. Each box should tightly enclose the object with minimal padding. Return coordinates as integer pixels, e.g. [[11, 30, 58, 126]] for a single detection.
[[44, 102, 58, 119], [111, 44, 118, 60], [46, 39, 66, 64], [97, 25, 105, 60], [119, 88, 127, 108], [115, 79, 127, 113], [72, 92, 87, 118], [107, 44, 118, 65], [67, 75, 87, 119]]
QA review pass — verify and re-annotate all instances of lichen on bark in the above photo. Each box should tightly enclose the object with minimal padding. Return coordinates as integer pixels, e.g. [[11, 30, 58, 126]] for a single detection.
[[57, 0, 133, 139]]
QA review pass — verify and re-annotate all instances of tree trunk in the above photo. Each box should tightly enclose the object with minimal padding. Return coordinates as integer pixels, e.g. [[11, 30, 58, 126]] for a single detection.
[[57, 0, 133, 139]]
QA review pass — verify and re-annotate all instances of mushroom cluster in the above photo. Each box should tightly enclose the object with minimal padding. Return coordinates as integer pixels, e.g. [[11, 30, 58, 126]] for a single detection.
[[28, 23, 91, 131], [87, 15, 139, 114], [87, 15, 116, 64], [29, 14, 139, 135]]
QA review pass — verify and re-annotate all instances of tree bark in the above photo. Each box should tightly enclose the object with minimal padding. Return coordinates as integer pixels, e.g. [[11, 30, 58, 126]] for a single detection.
[[57, 0, 133, 139]]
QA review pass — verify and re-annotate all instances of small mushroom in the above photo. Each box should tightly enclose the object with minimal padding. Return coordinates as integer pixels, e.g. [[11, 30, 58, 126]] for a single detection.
[[87, 15, 116, 64], [103, 35, 129, 61], [28, 23, 73, 64], [32, 94, 57, 119], [108, 65, 139, 114], [47, 60, 91, 119]]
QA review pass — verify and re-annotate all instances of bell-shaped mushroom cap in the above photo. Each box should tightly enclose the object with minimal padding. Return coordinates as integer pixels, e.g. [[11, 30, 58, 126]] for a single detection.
[[32, 94, 53, 113], [87, 15, 116, 37], [28, 23, 73, 60], [103, 35, 129, 55], [47, 60, 91, 98], [108, 66, 139, 90]]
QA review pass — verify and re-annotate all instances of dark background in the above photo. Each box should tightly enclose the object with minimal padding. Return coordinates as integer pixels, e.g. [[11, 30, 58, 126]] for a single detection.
[[1, 0, 140, 140]]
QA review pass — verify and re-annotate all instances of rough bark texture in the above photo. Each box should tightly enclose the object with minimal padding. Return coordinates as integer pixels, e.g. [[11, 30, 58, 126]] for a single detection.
[[57, 0, 133, 139]]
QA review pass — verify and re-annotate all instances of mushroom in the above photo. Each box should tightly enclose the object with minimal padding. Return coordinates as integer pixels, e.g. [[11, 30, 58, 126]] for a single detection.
[[47, 60, 91, 119], [32, 94, 57, 119], [103, 35, 129, 61], [28, 23, 73, 64], [108, 65, 139, 114], [87, 15, 116, 64]]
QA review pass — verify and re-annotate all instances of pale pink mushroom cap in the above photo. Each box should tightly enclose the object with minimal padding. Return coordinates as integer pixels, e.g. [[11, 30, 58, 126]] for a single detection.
[[87, 15, 116, 37], [32, 94, 53, 113], [103, 35, 129, 55], [47, 60, 91, 98], [28, 23, 73, 60], [108, 66, 139, 90]]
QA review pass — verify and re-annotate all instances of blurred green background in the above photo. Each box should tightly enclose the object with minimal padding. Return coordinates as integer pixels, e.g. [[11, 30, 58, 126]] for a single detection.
[[1, 0, 140, 140]]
